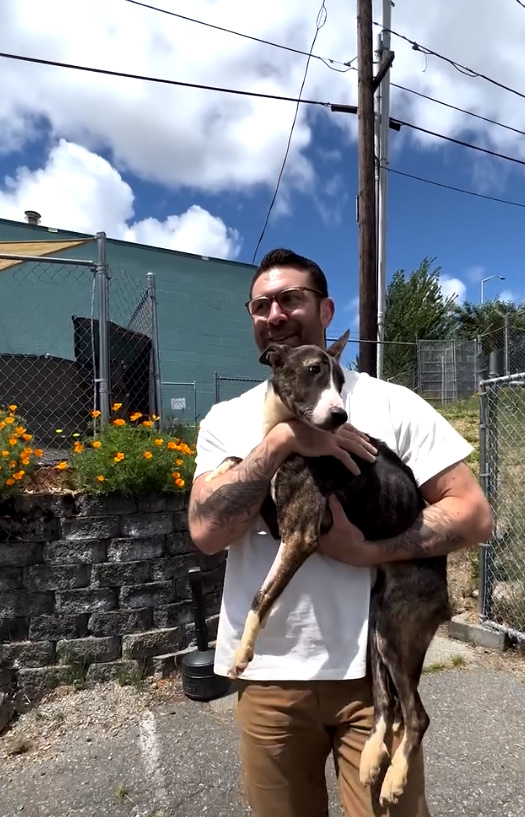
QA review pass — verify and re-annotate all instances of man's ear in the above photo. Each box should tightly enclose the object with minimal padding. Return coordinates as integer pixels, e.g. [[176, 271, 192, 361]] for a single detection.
[[326, 330, 350, 361], [259, 344, 287, 368]]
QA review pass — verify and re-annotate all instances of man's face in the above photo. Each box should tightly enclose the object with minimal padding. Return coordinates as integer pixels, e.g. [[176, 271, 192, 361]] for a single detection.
[[249, 266, 334, 354]]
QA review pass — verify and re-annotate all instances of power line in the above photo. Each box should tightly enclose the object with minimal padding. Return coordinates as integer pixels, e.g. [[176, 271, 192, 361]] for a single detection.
[[0, 50, 331, 108], [395, 117, 525, 169], [125, 0, 525, 140], [122, 0, 354, 73], [515, 0, 525, 9], [1, 49, 525, 172], [378, 23, 525, 103], [387, 167, 525, 209], [251, 0, 328, 264]]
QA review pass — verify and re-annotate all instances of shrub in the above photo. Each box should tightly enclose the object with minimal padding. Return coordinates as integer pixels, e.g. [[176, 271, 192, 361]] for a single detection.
[[0, 404, 44, 499], [66, 406, 196, 496]]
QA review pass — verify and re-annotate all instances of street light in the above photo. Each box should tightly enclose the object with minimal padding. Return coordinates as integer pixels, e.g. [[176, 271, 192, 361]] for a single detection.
[[481, 275, 505, 304]]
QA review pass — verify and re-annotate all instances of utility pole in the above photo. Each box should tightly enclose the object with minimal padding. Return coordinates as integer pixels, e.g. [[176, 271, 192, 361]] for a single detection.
[[357, 0, 377, 376], [376, 0, 393, 380]]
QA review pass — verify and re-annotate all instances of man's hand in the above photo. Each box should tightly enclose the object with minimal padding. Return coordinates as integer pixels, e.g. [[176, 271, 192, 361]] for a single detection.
[[318, 495, 382, 566], [277, 420, 377, 476]]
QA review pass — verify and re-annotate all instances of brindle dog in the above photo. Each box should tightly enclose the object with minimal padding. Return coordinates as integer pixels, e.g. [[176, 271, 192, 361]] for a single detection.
[[205, 332, 451, 806]]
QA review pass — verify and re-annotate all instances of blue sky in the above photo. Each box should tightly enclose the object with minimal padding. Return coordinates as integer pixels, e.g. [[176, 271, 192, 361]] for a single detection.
[[1, 0, 524, 344]]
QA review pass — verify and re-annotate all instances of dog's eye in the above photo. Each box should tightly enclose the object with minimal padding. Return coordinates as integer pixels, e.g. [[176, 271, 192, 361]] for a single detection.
[[307, 365, 321, 375]]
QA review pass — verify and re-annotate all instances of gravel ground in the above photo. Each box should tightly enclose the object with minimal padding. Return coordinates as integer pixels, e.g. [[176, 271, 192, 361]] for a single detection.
[[1, 642, 525, 817]]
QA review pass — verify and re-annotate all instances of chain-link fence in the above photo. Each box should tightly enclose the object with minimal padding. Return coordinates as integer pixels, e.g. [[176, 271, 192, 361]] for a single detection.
[[416, 339, 478, 402], [479, 372, 525, 641], [214, 373, 263, 403], [334, 337, 418, 390], [0, 233, 161, 460]]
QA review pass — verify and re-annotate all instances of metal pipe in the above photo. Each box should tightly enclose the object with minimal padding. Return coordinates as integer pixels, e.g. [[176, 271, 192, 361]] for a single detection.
[[95, 231, 110, 422], [0, 252, 94, 266], [147, 272, 163, 426]]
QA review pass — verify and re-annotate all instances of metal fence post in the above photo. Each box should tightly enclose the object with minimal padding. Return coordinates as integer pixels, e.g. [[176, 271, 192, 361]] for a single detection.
[[478, 385, 491, 620], [95, 231, 110, 423], [147, 272, 163, 425]]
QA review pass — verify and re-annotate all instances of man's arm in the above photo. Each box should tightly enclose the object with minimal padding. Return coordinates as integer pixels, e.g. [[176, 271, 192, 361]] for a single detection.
[[318, 462, 494, 567], [189, 426, 290, 555]]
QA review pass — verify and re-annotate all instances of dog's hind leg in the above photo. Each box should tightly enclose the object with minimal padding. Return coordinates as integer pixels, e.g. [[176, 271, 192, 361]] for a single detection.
[[359, 597, 395, 787], [204, 456, 242, 482], [228, 483, 325, 679]]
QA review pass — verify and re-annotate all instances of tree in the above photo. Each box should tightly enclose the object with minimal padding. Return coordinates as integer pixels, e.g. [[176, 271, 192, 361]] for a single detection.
[[383, 257, 457, 386], [453, 299, 525, 377]]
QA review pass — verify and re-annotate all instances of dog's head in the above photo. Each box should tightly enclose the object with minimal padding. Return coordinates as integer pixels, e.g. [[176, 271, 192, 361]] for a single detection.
[[260, 331, 350, 432]]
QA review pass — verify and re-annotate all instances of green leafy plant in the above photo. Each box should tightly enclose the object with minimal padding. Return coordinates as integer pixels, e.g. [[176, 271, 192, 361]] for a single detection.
[[66, 404, 196, 496], [0, 403, 44, 499]]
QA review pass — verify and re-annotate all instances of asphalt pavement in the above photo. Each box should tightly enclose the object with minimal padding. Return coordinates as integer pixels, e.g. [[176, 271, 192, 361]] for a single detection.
[[1, 638, 524, 817]]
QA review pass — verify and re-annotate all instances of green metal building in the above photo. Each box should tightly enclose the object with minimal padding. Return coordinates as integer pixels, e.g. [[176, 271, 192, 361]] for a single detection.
[[0, 216, 265, 426]]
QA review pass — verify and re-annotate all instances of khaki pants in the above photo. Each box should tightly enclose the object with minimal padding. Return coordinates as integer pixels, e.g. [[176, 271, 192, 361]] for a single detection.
[[235, 677, 430, 817]]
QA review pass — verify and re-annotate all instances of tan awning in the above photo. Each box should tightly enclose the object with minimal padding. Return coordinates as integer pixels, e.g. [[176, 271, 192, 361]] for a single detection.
[[0, 239, 93, 272]]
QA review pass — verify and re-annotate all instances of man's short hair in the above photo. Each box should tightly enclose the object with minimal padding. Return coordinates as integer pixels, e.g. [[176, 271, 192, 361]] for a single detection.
[[250, 248, 329, 298]]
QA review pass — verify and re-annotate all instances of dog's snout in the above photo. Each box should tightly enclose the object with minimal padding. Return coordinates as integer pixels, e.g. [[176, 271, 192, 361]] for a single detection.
[[330, 407, 348, 427]]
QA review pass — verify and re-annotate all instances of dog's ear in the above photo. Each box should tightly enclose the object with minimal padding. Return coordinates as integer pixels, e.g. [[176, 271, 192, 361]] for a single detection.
[[326, 330, 350, 361], [259, 344, 287, 368]]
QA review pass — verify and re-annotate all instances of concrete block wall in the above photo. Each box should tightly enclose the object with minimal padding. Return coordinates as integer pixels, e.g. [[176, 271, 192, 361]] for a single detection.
[[0, 492, 225, 695]]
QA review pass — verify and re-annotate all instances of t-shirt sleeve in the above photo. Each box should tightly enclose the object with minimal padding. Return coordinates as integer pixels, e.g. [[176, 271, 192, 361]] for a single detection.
[[389, 385, 474, 487], [193, 404, 229, 481]]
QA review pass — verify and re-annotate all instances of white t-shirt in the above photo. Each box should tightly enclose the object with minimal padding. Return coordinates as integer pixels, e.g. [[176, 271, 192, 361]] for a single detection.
[[193, 371, 474, 681]]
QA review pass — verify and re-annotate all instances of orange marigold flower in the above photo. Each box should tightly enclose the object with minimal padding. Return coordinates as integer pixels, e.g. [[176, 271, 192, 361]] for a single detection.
[[91, 409, 101, 418], [21, 458, 30, 467], [130, 412, 142, 422], [154, 438, 164, 446], [0, 421, 4, 430], [142, 420, 153, 428], [23, 446, 32, 455], [56, 461, 68, 470], [152, 415, 160, 422], [5, 478, 15, 486], [112, 402, 123, 411], [34, 448, 43, 458], [13, 470, 25, 480], [167, 441, 177, 450], [8, 405, 17, 412], [4, 416, 14, 425], [113, 418, 126, 427], [171, 471, 180, 479], [8, 437, 17, 446], [74, 442, 84, 453], [16, 426, 25, 435], [114, 452, 125, 462], [92, 440, 102, 449], [97, 475, 105, 482], [175, 478, 185, 488], [9, 460, 16, 468], [1, 450, 9, 457], [22, 433, 32, 442], [175, 458, 183, 466], [143, 451, 153, 460]]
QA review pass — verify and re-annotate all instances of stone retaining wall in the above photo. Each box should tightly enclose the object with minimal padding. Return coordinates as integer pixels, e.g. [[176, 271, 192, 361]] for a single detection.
[[0, 492, 225, 696]]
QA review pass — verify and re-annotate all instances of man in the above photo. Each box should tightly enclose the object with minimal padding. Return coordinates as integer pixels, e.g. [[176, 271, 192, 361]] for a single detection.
[[188, 248, 493, 817]]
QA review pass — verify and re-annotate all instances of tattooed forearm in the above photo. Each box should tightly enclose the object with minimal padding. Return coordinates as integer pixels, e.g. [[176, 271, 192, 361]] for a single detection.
[[379, 503, 470, 562], [189, 432, 289, 553]]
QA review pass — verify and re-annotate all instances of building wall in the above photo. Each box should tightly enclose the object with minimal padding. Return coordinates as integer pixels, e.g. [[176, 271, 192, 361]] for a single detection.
[[0, 219, 265, 422]]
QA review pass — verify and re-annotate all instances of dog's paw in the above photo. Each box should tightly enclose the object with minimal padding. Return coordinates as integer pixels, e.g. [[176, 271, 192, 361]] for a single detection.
[[359, 733, 389, 786], [379, 756, 408, 806], [227, 646, 254, 679]]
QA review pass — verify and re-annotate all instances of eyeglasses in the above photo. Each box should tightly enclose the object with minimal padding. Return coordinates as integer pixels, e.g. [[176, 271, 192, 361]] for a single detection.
[[245, 286, 325, 319]]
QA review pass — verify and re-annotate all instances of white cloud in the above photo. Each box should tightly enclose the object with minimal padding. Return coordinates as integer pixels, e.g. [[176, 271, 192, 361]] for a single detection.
[[0, 140, 241, 259], [440, 275, 467, 303], [1, 0, 525, 205], [498, 289, 517, 303]]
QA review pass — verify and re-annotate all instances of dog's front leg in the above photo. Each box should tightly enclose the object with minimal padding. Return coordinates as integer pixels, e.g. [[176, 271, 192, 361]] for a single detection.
[[228, 469, 325, 678]]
